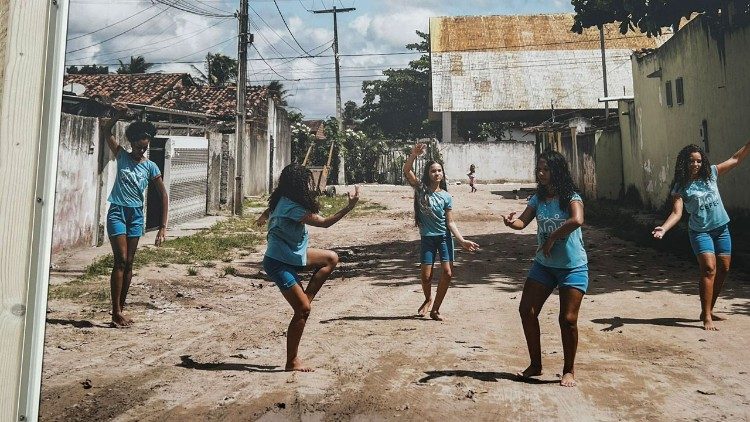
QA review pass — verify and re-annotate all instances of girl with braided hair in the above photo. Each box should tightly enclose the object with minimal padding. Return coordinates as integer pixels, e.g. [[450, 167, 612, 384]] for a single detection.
[[256, 163, 359, 372], [502, 150, 587, 387], [403, 143, 479, 322], [653, 140, 750, 331]]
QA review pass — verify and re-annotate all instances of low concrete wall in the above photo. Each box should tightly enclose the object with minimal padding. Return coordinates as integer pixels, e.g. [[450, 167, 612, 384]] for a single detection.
[[438, 141, 535, 183], [52, 114, 100, 253]]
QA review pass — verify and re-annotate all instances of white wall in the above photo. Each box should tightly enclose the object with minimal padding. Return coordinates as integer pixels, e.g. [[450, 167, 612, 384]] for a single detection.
[[439, 141, 535, 183]]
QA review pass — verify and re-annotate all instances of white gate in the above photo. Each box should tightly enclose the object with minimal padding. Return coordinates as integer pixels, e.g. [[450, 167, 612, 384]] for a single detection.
[[167, 136, 208, 226]]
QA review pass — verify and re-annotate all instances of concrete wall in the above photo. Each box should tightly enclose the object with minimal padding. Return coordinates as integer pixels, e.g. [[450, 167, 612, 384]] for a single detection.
[[206, 131, 223, 214], [438, 141, 535, 183], [594, 129, 623, 200], [51, 114, 100, 252], [622, 16, 750, 211], [245, 99, 292, 195]]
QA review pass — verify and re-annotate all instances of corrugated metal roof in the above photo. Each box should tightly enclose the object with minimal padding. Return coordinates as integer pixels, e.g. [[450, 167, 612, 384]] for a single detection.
[[431, 49, 635, 112], [429, 14, 659, 53]]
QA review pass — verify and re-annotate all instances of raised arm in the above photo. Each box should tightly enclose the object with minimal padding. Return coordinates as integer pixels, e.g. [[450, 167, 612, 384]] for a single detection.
[[653, 195, 684, 239], [101, 102, 129, 155], [403, 143, 426, 188], [502, 206, 535, 230], [446, 209, 479, 251], [716, 138, 750, 176], [302, 186, 360, 228]]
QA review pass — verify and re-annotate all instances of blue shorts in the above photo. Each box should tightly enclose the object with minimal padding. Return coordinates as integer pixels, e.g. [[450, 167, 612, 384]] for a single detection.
[[420, 233, 455, 265], [528, 261, 589, 294], [263, 256, 303, 291], [107, 204, 144, 238], [689, 224, 731, 256]]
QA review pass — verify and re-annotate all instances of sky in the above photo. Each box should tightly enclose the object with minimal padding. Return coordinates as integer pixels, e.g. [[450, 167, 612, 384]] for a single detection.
[[65, 0, 573, 119]]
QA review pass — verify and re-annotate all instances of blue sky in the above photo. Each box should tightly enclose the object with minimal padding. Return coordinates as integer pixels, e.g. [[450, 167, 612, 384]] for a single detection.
[[65, 0, 572, 118]]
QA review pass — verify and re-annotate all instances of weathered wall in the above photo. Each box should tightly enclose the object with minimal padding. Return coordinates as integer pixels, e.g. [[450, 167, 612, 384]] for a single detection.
[[245, 116, 268, 196], [438, 141, 535, 183], [274, 106, 292, 190], [51, 114, 100, 252], [206, 131, 223, 214], [623, 17, 750, 211], [594, 129, 623, 200]]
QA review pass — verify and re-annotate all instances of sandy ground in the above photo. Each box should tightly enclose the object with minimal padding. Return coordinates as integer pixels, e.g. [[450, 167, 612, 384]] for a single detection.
[[40, 183, 750, 421]]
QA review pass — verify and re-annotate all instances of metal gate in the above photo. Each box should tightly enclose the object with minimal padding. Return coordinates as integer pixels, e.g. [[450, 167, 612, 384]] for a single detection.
[[168, 136, 208, 226]]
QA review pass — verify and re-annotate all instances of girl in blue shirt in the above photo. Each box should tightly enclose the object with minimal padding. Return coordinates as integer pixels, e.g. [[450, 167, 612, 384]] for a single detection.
[[103, 104, 169, 328], [403, 143, 479, 322], [653, 140, 750, 331], [256, 163, 359, 372], [502, 150, 587, 387]]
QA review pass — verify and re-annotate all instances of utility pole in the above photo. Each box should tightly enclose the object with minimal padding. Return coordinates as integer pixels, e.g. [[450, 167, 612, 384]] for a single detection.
[[313, 5, 355, 185], [599, 25, 609, 124], [234, 0, 249, 215]]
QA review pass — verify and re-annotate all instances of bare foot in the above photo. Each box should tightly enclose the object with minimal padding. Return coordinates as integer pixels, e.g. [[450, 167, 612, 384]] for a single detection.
[[560, 372, 577, 387], [516, 365, 543, 378], [429, 310, 444, 321], [285, 358, 314, 372], [703, 319, 719, 331], [418, 298, 433, 317], [111, 313, 132, 327], [712, 313, 727, 321]]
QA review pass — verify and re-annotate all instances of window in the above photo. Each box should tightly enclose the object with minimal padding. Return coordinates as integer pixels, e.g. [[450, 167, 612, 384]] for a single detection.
[[676, 77, 684, 105], [665, 80, 673, 107]]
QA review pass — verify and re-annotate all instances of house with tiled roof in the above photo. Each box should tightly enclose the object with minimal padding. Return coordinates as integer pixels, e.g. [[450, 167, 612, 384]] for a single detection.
[[63, 73, 270, 120], [302, 119, 326, 140]]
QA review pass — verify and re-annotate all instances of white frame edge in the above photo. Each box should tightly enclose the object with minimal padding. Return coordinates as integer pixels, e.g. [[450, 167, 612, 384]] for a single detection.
[[17, 1, 69, 420]]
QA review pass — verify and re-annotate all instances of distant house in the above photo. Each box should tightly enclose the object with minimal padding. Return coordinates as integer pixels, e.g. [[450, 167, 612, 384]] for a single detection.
[[429, 14, 661, 143], [302, 119, 326, 140]]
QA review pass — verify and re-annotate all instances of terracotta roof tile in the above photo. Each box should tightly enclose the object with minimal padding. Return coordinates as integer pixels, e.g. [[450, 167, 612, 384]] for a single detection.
[[63, 73, 270, 119]]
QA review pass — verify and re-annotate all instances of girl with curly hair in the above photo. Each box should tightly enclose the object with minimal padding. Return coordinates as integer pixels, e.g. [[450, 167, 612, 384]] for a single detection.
[[502, 150, 587, 387], [102, 104, 169, 327], [256, 163, 359, 371], [653, 140, 750, 331], [403, 143, 479, 322]]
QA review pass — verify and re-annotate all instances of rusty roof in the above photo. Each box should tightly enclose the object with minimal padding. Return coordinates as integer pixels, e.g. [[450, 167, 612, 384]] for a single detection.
[[63, 73, 269, 119], [429, 14, 659, 53]]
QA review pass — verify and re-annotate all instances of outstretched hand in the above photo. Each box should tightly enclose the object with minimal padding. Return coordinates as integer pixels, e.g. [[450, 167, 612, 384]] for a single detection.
[[539, 237, 555, 257], [652, 226, 665, 240], [410, 143, 427, 157], [347, 185, 360, 209], [502, 212, 517, 227], [461, 239, 479, 252]]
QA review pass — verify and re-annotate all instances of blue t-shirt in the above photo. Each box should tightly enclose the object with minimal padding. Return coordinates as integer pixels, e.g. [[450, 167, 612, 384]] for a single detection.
[[108, 148, 161, 208], [528, 193, 587, 269], [671, 165, 730, 232], [264, 197, 311, 266], [415, 185, 453, 236]]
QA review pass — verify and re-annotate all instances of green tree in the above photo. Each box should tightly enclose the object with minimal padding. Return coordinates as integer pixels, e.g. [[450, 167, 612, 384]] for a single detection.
[[67, 64, 108, 74], [267, 80, 289, 106], [342, 100, 358, 127], [359, 30, 438, 140], [116, 56, 153, 74], [190, 53, 237, 86], [571, 0, 750, 36]]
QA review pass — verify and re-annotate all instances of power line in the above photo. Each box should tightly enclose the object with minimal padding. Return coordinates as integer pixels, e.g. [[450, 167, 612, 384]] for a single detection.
[[67, 3, 157, 41], [153, 0, 234, 18], [66, 7, 171, 53], [272, 0, 315, 56], [251, 43, 295, 81], [66, 18, 233, 64]]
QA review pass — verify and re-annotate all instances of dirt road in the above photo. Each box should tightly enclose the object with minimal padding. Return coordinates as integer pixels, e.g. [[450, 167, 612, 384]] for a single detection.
[[40, 184, 750, 421]]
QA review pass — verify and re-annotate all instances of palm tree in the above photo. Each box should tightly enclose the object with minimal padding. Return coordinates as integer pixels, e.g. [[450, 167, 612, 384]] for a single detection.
[[116, 56, 153, 74], [191, 53, 237, 86], [267, 80, 289, 106]]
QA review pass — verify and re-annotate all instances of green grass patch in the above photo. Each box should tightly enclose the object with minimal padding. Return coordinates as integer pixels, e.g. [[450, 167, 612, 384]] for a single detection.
[[187, 267, 198, 276], [318, 195, 387, 218], [223, 266, 237, 276]]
